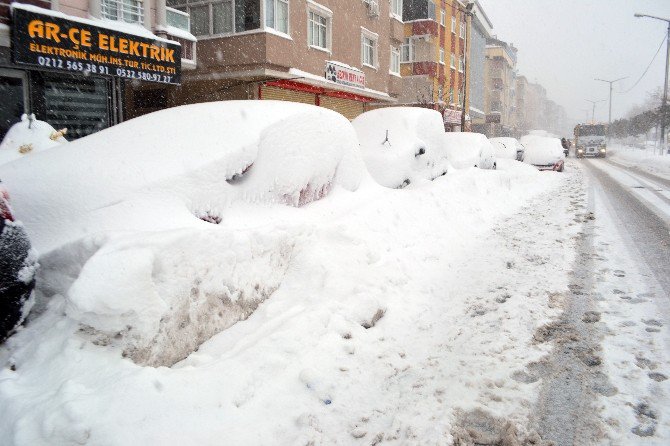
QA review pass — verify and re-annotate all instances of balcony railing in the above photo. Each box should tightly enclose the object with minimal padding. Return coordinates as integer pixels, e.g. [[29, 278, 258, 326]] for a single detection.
[[166, 7, 189, 31], [101, 0, 144, 24]]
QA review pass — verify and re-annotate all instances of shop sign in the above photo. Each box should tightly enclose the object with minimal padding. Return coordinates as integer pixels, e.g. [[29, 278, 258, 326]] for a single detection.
[[11, 6, 181, 85], [486, 113, 501, 123], [325, 61, 365, 89], [443, 109, 462, 125]]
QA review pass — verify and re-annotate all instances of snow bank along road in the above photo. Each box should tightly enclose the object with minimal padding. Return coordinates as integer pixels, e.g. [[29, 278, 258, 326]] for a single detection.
[[1, 158, 669, 445]]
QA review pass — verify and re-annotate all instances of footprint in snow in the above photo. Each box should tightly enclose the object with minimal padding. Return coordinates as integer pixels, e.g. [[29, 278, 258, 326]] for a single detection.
[[613, 270, 626, 277]]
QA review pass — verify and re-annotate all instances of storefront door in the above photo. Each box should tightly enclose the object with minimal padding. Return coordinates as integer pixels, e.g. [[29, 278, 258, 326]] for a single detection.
[[0, 69, 28, 142]]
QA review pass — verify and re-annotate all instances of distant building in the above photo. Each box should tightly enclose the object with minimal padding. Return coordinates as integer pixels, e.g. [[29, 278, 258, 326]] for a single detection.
[[484, 36, 517, 137], [399, 0, 470, 131], [468, 1, 493, 134]]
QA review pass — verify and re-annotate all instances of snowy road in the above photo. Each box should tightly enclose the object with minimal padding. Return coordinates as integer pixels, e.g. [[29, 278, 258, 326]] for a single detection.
[[534, 158, 670, 445]]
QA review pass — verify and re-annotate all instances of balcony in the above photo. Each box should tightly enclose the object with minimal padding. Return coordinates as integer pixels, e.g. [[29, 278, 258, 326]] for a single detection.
[[389, 17, 404, 43]]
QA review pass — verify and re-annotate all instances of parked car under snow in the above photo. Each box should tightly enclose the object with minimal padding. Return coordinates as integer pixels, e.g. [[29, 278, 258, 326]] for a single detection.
[[352, 107, 450, 188], [490, 137, 525, 162], [443, 132, 497, 170], [521, 135, 565, 172]]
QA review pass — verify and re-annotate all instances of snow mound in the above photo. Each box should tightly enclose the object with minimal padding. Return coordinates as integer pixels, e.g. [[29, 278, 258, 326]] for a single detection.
[[490, 137, 519, 160], [0, 114, 67, 165], [352, 107, 450, 188], [521, 135, 564, 165], [0, 101, 363, 254], [443, 132, 496, 169]]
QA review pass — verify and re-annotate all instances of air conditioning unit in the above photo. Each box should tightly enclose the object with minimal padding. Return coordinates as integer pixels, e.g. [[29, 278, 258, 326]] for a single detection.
[[363, 0, 380, 18]]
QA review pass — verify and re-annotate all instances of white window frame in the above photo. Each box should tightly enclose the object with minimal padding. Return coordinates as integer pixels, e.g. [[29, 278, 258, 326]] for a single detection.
[[175, 0, 236, 38], [439, 47, 445, 64], [459, 21, 466, 39], [440, 9, 445, 26], [361, 27, 379, 69], [307, 1, 332, 52], [390, 45, 400, 75], [450, 52, 456, 69], [265, 0, 290, 35], [401, 37, 413, 63], [390, 0, 403, 20], [459, 55, 464, 72], [101, 0, 144, 25], [451, 16, 456, 33]]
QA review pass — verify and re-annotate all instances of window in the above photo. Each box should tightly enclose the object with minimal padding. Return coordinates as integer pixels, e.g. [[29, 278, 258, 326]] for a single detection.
[[451, 16, 456, 33], [437, 85, 443, 101], [460, 21, 466, 39], [266, 0, 289, 34], [450, 53, 456, 69], [440, 9, 445, 26], [169, 0, 256, 36], [427, 1, 436, 20], [401, 37, 413, 62], [459, 55, 464, 72], [391, 0, 402, 18], [101, 0, 144, 24], [439, 48, 445, 64], [308, 11, 329, 49], [449, 87, 454, 104], [390, 46, 400, 74], [361, 29, 378, 68]]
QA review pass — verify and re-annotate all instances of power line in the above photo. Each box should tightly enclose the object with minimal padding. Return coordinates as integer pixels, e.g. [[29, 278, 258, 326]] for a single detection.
[[618, 34, 667, 94]]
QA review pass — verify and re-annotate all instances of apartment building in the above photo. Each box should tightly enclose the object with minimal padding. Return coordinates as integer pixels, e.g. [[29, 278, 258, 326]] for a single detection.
[[126, 0, 405, 121], [398, 0, 470, 131], [484, 36, 516, 137], [467, 0, 491, 133], [0, 0, 195, 140]]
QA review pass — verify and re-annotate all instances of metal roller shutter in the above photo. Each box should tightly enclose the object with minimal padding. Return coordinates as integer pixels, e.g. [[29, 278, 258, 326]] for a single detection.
[[261, 86, 316, 105], [319, 96, 365, 121]]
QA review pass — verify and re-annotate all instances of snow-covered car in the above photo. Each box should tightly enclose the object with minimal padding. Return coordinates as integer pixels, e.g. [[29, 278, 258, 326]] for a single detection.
[[352, 107, 450, 188], [490, 137, 525, 162], [0, 180, 37, 343], [520, 135, 565, 172], [0, 114, 68, 166], [443, 132, 497, 170], [0, 101, 365, 254]]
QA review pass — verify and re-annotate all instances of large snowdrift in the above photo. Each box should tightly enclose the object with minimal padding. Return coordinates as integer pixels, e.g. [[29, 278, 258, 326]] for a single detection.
[[352, 107, 450, 188], [0, 102, 571, 445], [0, 101, 364, 254], [443, 132, 496, 169]]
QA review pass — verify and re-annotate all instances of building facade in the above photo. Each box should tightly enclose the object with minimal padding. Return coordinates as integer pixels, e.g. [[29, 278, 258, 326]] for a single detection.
[[483, 36, 516, 136], [126, 0, 405, 121], [468, 0, 491, 133], [0, 0, 195, 141], [398, 0, 470, 131]]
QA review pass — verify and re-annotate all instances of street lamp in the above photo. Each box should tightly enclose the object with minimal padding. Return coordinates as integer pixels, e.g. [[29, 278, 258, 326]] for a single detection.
[[594, 76, 627, 140], [634, 12, 670, 154], [585, 99, 606, 123]]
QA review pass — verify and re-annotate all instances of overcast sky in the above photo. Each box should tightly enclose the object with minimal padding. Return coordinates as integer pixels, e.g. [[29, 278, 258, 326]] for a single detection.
[[478, 0, 670, 124]]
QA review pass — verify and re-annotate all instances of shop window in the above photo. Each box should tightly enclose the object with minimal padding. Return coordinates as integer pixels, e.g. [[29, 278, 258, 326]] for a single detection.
[[265, 0, 288, 34], [101, 0, 144, 24], [134, 89, 168, 109]]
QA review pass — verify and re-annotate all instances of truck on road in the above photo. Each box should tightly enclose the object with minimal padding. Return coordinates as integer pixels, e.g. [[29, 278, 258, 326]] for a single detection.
[[574, 124, 607, 158]]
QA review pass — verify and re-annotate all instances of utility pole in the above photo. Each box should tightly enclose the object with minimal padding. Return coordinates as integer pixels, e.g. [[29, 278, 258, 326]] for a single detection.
[[595, 77, 627, 141], [585, 99, 606, 124], [460, 2, 475, 131], [634, 13, 670, 154]]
